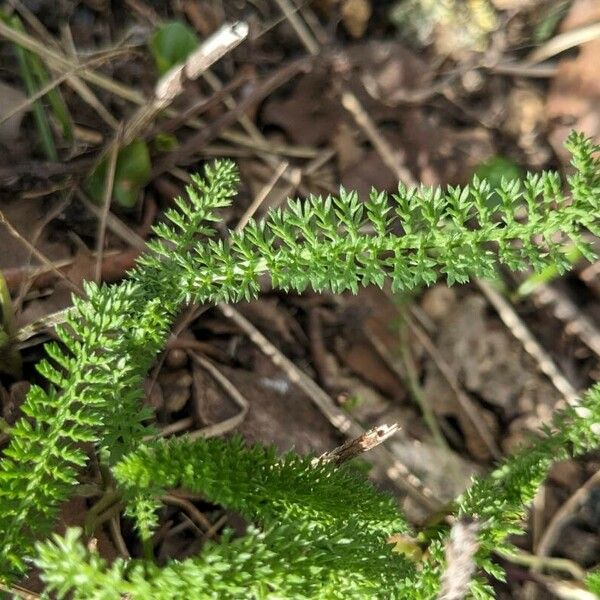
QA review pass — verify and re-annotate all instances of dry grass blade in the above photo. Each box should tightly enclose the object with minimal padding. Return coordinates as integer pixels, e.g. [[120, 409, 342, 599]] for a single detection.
[[154, 58, 310, 176], [403, 309, 502, 459], [14, 308, 70, 348], [273, 0, 415, 185], [529, 283, 600, 359], [0, 19, 145, 105], [76, 189, 147, 252], [95, 125, 123, 283], [154, 73, 252, 137], [123, 21, 249, 146], [536, 469, 600, 558], [161, 494, 212, 531], [338, 87, 416, 186], [108, 515, 130, 558], [0, 211, 82, 296], [187, 352, 249, 440], [496, 547, 586, 581], [272, 0, 320, 56], [235, 161, 289, 232], [0, 583, 39, 600], [538, 576, 597, 600], [10, 0, 124, 129], [490, 61, 558, 78], [438, 519, 480, 600], [3, 249, 137, 294], [477, 280, 579, 407], [0, 69, 69, 127]]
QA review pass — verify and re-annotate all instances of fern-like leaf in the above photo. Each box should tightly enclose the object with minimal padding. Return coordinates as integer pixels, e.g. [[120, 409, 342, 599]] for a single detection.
[[1, 132, 598, 589]]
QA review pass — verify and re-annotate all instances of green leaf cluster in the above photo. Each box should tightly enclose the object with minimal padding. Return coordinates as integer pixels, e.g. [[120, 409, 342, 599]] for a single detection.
[[33, 435, 411, 599], [0, 132, 599, 598]]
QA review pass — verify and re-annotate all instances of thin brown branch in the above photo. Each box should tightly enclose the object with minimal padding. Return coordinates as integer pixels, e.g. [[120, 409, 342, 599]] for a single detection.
[[536, 468, 600, 558], [122, 21, 249, 146]]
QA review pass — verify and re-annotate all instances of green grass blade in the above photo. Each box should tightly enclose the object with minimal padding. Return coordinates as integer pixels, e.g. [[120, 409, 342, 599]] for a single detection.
[[9, 16, 57, 160], [25, 45, 73, 143]]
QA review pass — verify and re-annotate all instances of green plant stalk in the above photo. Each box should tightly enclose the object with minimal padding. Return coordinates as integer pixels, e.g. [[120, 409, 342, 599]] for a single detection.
[[7, 13, 72, 143], [397, 314, 447, 448]]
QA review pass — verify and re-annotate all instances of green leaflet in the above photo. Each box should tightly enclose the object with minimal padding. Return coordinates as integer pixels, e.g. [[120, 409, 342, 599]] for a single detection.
[[113, 435, 408, 538], [35, 523, 409, 600]]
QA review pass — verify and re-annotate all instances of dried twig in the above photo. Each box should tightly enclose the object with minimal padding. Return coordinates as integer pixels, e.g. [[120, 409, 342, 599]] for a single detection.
[[526, 21, 600, 65], [235, 161, 289, 232], [10, 0, 120, 128], [153, 58, 309, 176], [338, 87, 416, 185], [395, 319, 449, 448], [123, 22, 249, 146], [0, 54, 114, 128], [0, 19, 144, 105], [108, 515, 130, 558], [152, 73, 251, 137], [316, 423, 399, 467], [402, 309, 502, 459], [0, 583, 39, 600], [529, 283, 600, 359], [76, 189, 147, 252], [187, 353, 249, 441], [0, 210, 82, 296], [12, 193, 74, 314], [537, 576, 598, 600], [477, 280, 579, 407], [271, 0, 319, 56], [536, 468, 600, 558], [161, 494, 212, 531], [489, 61, 557, 78], [438, 519, 481, 600], [272, 0, 415, 186], [95, 124, 123, 283], [496, 547, 586, 581]]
